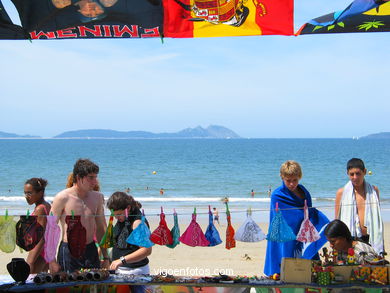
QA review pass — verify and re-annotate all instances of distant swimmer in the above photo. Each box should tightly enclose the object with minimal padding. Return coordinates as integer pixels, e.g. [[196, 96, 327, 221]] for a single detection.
[[251, 189, 255, 198], [160, 188, 164, 195], [125, 187, 130, 193], [213, 207, 219, 225], [267, 186, 272, 197]]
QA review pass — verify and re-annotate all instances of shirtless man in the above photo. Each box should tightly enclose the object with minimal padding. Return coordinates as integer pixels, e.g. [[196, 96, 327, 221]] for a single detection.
[[49, 159, 109, 273], [335, 158, 383, 253]]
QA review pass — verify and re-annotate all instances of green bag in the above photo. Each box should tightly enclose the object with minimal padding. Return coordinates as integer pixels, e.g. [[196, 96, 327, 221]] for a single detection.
[[0, 215, 16, 253]]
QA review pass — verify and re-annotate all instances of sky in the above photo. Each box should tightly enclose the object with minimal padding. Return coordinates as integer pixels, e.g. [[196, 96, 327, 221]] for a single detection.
[[0, 0, 389, 138]]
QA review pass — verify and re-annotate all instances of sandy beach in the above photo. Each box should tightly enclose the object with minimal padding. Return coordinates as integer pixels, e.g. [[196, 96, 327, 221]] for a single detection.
[[1, 216, 390, 277]]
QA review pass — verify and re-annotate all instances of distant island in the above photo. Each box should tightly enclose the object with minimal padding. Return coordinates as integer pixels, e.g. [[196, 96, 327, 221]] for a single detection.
[[54, 125, 240, 139], [0, 125, 240, 139], [0, 131, 39, 138], [360, 132, 390, 139]]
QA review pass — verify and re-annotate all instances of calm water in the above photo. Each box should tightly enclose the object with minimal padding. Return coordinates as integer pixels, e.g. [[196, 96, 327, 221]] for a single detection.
[[0, 139, 389, 221]]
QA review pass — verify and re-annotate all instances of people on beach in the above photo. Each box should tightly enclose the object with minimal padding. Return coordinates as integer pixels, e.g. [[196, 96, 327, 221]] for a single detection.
[[335, 158, 384, 254], [325, 219, 384, 264], [107, 191, 152, 292], [24, 178, 51, 273], [267, 186, 272, 197], [49, 159, 109, 273], [212, 207, 220, 225], [264, 160, 329, 276]]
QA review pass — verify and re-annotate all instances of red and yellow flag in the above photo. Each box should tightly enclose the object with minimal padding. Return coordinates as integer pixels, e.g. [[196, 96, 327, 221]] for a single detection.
[[163, 0, 293, 37]]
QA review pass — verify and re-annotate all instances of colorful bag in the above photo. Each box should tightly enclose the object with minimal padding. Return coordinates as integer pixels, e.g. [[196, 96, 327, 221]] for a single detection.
[[267, 202, 296, 242], [179, 208, 210, 247], [44, 215, 61, 263], [166, 210, 180, 249], [0, 214, 16, 253], [234, 208, 266, 242], [16, 215, 44, 251], [225, 203, 236, 249], [150, 207, 173, 245], [65, 215, 86, 258], [127, 214, 154, 248], [99, 214, 114, 249], [205, 206, 222, 247], [296, 200, 320, 243]]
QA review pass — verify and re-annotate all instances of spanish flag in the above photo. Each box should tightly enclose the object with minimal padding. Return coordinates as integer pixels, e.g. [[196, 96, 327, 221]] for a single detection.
[[163, 0, 294, 37]]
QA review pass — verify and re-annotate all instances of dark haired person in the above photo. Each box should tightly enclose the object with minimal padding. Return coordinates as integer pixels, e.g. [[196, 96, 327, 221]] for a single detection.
[[325, 220, 383, 264], [24, 178, 51, 273], [49, 158, 109, 273], [107, 191, 152, 293], [335, 158, 384, 254]]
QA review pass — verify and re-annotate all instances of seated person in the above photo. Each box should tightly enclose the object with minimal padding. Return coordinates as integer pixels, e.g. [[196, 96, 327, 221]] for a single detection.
[[325, 219, 386, 264]]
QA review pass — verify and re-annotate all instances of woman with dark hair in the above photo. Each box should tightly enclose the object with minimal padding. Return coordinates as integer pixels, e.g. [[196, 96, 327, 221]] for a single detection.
[[325, 220, 383, 264], [24, 177, 51, 273], [106, 192, 151, 273]]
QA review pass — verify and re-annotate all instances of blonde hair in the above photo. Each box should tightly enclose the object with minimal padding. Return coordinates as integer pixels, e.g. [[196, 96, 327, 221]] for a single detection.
[[280, 160, 302, 179]]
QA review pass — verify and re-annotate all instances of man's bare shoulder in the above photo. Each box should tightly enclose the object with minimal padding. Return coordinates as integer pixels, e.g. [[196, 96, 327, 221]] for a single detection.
[[53, 188, 74, 201], [336, 187, 344, 196], [88, 190, 104, 199]]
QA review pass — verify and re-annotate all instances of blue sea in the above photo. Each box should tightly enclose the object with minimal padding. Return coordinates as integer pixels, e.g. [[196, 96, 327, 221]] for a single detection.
[[1, 138, 390, 222]]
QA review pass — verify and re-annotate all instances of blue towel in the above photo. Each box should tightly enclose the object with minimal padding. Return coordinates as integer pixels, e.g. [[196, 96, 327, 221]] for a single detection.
[[264, 182, 329, 276]]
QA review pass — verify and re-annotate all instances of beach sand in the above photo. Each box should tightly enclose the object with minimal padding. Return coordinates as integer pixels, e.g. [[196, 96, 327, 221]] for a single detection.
[[1, 219, 389, 277]]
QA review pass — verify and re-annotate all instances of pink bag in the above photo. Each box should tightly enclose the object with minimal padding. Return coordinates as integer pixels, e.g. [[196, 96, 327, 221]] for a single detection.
[[44, 215, 61, 263], [296, 200, 320, 243], [179, 208, 209, 247]]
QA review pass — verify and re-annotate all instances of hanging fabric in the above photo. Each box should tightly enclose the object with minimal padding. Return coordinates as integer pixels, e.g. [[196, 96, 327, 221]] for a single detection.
[[234, 208, 266, 242], [65, 214, 87, 258], [100, 212, 114, 249], [205, 205, 222, 247], [179, 208, 210, 247], [150, 207, 173, 245], [44, 215, 61, 263], [267, 202, 297, 242], [127, 211, 154, 248], [166, 209, 180, 249], [0, 213, 16, 253], [296, 200, 321, 243], [16, 215, 44, 251], [225, 203, 236, 249]]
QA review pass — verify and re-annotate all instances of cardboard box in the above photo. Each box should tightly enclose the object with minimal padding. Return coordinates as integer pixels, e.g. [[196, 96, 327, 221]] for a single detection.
[[332, 265, 358, 283], [280, 258, 312, 284]]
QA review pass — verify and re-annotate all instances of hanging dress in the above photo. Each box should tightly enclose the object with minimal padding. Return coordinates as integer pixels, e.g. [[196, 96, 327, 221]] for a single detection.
[[44, 215, 61, 263], [225, 203, 236, 250], [65, 215, 87, 258], [204, 206, 222, 247], [296, 200, 320, 243], [234, 208, 266, 242], [166, 210, 180, 249], [0, 213, 16, 253], [150, 207, 173, 245], [179, 209, 210, 247], [127, 214, 154, 248], [266, 202, 296, 242]]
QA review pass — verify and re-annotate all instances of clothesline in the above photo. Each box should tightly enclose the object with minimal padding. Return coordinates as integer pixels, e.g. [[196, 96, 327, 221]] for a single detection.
[[2, 202, 390, 217]]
